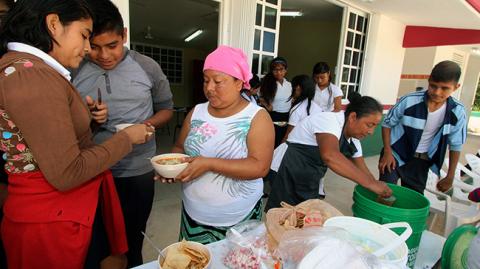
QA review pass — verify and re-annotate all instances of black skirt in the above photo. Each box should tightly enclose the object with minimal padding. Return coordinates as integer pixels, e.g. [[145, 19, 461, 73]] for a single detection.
[[266, 142, 327, 211], [270, 111, 289, 148]]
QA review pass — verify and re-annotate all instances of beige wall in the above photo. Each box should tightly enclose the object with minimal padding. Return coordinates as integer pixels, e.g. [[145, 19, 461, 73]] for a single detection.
[[278, 19, 342, 80], [401, 47, 436, 74], [173, 48, 209, 107], [399, 46, 474, 101], [398, 47, 436, 97], [129, 38, 209, 107]]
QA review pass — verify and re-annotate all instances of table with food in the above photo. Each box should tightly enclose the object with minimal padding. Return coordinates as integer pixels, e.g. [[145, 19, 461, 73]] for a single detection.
[[135, 153, 473, 269], [133, 189, 450, 269]]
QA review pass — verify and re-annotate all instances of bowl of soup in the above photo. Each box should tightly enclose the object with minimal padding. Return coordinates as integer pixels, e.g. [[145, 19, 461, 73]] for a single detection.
[[151, 153, 189, 179], [158, 240, 211, 269]]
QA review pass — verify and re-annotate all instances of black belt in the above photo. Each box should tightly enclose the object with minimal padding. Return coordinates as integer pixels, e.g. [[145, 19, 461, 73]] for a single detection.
[[413, 152, 429, 160]]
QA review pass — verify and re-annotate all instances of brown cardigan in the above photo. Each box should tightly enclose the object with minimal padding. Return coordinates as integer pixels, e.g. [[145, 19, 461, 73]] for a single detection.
[[0, 51, 132, 191]]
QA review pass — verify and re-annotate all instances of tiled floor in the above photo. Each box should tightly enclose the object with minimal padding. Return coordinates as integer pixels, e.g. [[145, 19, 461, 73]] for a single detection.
[[140, 129, 480, 263]]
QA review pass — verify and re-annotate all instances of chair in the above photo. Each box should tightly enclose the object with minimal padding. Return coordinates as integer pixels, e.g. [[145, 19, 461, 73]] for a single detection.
[[172, 107, 188, 143], [438, 169, 474, 205], [465, 153, 480, 183], [424, 170, 480, 237]]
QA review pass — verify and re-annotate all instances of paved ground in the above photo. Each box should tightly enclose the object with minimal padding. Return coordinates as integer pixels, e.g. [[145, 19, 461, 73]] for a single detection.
[[140, 124, 480, 263]]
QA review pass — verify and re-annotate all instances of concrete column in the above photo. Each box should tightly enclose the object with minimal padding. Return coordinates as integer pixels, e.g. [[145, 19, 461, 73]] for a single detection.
[[218, 0, 256, 63], [461, 55, 480, 124]]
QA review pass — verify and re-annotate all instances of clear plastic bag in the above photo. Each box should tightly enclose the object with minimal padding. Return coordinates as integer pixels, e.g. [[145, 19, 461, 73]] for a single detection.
[[223, 220, 279, 269], [276, 227, 407, 269]]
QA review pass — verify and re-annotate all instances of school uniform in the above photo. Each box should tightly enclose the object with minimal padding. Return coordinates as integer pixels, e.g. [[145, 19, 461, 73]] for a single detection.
[[313, 83, 343, 112], [266, 112, 362, 210], [270, 80, 292, 147]]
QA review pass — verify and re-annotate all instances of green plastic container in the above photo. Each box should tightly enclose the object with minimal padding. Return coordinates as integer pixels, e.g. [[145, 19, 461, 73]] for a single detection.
[[352, 184, 430, 268], [441, 225, 478, 269]]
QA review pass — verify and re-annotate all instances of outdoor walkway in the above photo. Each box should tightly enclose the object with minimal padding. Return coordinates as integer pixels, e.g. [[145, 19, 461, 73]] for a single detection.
[[140, 130, 480, 262]]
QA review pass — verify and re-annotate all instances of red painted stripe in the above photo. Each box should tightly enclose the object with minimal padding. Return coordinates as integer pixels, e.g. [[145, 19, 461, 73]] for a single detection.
[[467, 0, 480, 13], [403, 26, 480, 48], [401, 74, 430, 79]]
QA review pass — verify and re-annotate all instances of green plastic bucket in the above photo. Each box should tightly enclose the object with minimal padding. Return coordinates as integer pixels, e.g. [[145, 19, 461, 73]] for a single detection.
[[352, 183, 430, 268]]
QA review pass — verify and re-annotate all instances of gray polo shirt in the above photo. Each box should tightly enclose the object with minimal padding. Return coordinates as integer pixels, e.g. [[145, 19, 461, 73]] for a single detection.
[[73, 48, 173, 177]]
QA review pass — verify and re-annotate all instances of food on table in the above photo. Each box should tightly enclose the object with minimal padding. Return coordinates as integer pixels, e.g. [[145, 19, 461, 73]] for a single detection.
[[224, 236, 278, 269], [161, 240, 209, 269], [155, 157, 185, 165], [266, 200, 343, 250]]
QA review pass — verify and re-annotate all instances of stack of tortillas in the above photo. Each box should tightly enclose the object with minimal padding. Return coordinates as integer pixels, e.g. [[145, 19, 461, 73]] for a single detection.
[[160, 240, 210, 269]]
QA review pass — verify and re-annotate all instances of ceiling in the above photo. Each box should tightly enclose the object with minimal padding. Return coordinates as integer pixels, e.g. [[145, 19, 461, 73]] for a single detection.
[[340, 0, 480, 29], [282, 0, 342, 21], [129, 0, 219, 50], [129, 0, 480, 51]]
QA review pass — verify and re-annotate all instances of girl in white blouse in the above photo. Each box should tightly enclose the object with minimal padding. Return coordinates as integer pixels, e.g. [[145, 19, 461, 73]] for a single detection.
[[312, 62, 343, 112]]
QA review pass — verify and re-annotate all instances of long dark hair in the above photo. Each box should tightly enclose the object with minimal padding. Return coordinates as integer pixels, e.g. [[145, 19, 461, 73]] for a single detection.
[[345, 92, 382, 118], [312, 62, 333, 106], [260, 57, 288, 105], [0, 0, 92, 56], [289, 75, 316, 116], [260, 72, 277, 105]]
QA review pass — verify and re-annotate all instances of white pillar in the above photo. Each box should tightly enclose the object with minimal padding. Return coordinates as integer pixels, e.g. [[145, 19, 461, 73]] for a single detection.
[[218, 0, 256, 63], [111, 0, 130, 47]]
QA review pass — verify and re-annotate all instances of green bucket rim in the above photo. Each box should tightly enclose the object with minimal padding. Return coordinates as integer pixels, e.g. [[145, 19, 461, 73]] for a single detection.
[[353, 183, 430, 217], [441, 225, 478, 269]]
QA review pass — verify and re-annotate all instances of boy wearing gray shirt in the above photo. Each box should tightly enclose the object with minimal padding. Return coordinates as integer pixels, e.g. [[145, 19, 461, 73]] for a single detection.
[[73, 1, 173, 267]]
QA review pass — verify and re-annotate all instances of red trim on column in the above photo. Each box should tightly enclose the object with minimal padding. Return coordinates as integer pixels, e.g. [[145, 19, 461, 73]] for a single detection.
[[403, 26, 480, 48], [467, 0, 480, 13]]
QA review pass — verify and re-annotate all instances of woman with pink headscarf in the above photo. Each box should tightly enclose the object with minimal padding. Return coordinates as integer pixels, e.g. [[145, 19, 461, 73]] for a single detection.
[[159, 46, 274, 243]]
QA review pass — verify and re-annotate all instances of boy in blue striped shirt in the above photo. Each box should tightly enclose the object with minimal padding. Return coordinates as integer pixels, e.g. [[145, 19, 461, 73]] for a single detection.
[[379, 61, 467, 193]]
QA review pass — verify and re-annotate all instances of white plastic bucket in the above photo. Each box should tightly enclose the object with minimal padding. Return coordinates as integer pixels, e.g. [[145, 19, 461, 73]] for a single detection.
[[324, 216, 411, 267]]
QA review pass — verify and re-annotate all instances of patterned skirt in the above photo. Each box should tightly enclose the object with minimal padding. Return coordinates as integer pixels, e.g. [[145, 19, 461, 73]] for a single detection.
[[179, 199, 263, 244]]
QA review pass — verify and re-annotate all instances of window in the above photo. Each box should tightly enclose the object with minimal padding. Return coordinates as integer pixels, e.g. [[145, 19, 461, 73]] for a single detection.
[[337, 9, 369, 98], [131, 43, 183, 84], [252, 0, 281, 75]]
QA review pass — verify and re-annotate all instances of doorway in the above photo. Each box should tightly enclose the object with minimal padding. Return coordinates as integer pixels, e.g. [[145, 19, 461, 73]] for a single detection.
[[129, 0, 220, 107], [278, 0, 369, 99]]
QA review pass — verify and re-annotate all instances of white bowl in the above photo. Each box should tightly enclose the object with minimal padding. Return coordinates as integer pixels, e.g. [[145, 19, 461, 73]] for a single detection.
[[151, 153, 189, 179], [115, 123, 134, 132], [158, 241, 211, 269]]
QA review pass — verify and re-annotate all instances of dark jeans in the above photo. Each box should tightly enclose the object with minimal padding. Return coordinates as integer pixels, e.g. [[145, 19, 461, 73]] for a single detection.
[[379, 156, 431, 193], [114, 171, 155, 268]]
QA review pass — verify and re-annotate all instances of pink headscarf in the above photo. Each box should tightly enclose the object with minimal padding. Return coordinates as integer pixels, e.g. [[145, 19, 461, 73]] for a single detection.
[[203, 45, 253, 89]]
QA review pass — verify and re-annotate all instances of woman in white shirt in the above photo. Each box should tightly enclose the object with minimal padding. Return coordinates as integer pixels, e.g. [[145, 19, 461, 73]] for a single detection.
[[159, 46, 274, 244], [281, 74, 321, 143], [259, 57, 292, 147], [266, 93, 392, 210], [312, 62, 343, 112]]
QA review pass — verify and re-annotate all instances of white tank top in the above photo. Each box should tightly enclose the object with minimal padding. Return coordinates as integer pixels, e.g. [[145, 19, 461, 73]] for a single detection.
[[182, 102, 264, 226]]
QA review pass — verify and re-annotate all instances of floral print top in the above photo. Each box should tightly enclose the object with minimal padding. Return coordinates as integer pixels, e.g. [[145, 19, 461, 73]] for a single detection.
[[182, 102, 265, 227], [0, 59, 38, 173]]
